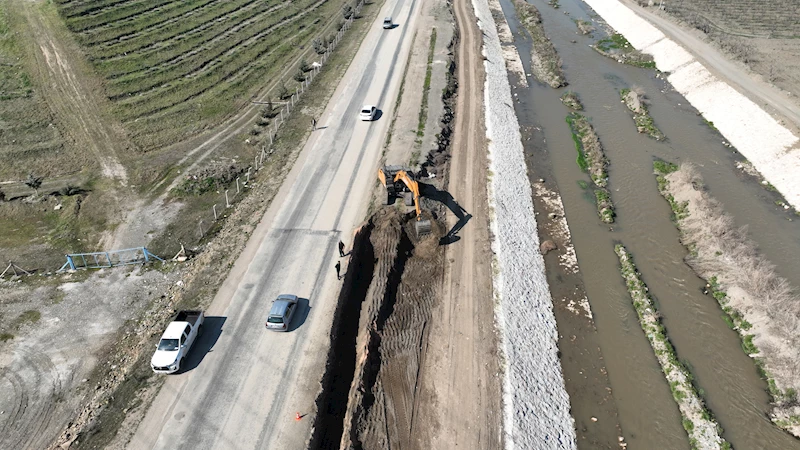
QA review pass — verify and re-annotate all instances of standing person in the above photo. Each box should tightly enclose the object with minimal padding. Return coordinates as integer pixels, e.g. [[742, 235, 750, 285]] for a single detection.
[[335, 261, 341, 280], [338, 240, 346, 257], [312, 117, 317, 131]]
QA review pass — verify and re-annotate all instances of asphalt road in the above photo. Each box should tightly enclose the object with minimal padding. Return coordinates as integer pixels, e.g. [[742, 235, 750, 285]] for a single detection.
[[127, 0, 421, 447]]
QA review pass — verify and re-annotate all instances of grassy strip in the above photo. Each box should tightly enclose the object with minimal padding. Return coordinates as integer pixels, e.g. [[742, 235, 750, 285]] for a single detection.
[[566, 113, 614, 223], [384, 30, 417, 152], [415, 28, 437, 147], [620, 88, 665, 141], [653, 161, 800, 435], [511, 0, 567, 88], [615, 244, 728, 450], [560, 91, 583, 111], [592, 32, 656, 69]]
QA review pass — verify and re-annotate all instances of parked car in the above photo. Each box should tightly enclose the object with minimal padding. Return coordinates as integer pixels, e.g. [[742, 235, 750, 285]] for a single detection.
[[266, 294, 299, 331], [383, 17, 393, 29], [360, 105, 377, 121], [151, 310, 204, 374]]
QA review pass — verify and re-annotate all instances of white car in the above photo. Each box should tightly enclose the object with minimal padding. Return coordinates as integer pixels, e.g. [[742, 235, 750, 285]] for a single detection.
[[383, 17, 393, 29], [360, 105, 377, 121], [151, 310, 204, 374]]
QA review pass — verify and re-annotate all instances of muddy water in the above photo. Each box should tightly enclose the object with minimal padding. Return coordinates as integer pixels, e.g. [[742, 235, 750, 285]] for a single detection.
[[497, 0, 800, 448]]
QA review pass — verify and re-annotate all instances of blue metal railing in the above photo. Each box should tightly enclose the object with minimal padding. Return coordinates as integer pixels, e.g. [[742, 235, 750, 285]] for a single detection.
[[58, 247, 164, 272]]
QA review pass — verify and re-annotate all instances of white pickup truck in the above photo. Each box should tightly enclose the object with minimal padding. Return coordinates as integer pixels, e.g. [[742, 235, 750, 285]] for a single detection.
[[151, 310, 204, 374]]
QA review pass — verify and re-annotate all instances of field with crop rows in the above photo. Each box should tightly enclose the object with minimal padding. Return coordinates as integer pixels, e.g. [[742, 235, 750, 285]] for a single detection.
[[666, 0, 799, 38], [56, 0, 349, 150], [0, 4, 73, 180]]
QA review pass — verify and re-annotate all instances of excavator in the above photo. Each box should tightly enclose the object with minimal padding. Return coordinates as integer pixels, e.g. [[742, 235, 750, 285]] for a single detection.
[[377, 166, 432, 236]]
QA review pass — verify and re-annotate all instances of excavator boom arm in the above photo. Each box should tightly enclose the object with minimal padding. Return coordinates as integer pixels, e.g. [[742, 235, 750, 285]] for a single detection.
[[393, 170, 423, 220]]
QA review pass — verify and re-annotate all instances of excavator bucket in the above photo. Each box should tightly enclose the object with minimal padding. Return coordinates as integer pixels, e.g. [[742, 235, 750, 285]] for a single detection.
[[415, 219, 432, 236]]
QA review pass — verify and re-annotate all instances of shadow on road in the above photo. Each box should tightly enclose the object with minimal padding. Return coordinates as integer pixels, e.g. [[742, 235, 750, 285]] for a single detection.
[[181, 316, 226, 373], [288, 298, 311, 332], [420, 183, 472, 245]]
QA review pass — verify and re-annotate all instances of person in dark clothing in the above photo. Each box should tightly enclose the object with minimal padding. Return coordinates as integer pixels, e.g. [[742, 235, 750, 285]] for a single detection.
[[335, 261, 341, 280], [312, 117, 317, 131], [338, 240, 346, 257]]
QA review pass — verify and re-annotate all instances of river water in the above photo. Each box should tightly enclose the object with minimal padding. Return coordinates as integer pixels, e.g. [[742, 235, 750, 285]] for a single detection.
[[496, 0, 800, 447]]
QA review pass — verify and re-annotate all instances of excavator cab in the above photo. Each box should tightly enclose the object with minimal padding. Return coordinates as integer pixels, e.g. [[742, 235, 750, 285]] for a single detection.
[[377, 166, 432, 236]]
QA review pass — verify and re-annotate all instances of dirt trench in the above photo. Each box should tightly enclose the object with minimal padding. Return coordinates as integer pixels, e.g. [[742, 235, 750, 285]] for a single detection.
[[307, 207, 445, 450]]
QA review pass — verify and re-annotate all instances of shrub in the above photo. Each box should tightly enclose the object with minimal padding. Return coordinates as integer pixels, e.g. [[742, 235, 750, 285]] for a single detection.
[[313, 38, 326, 54]]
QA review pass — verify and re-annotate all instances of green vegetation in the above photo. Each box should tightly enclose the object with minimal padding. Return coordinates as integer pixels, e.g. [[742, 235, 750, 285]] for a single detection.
[[620, 88, 665, 140], [566, 114, 589, 171], [616, 244, 727, 449], [0, 333, 14, 342], [567, 112, 614, 223], [593, 33, 656, 69], [0, 3, 70, 179], [574, 19, 594, 35], [653, 161, 688, 221], [416, 28, 437, 144], [595, 188, 615, 224], [512, 0, 566, 88], [559, 91, 583, 111], [56, 0, 354, 150], [566, 113, 607, 186]]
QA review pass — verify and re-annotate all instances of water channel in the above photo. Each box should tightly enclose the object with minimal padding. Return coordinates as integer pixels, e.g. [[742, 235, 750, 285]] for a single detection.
[[496, 0, 800, 447]]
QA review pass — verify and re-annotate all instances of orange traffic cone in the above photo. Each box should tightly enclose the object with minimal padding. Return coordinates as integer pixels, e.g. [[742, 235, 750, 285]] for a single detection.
[[295, 412, 302, 421]]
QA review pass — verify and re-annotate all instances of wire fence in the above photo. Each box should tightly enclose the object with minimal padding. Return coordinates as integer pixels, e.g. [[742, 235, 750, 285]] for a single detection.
[[195, 0, 366, 241]]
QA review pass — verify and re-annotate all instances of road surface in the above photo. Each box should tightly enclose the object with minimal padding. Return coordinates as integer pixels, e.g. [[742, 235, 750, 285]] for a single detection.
[[127, 0, 422, 447]]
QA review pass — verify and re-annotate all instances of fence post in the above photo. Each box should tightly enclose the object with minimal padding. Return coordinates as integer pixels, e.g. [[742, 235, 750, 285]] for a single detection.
[[225, 190, 230, 208], [199, 220, 204, 238], [213, 204, 218, 220], [254, 155, 259, 170], [236, 177, 240, 194], [246, 170, 251, 183]]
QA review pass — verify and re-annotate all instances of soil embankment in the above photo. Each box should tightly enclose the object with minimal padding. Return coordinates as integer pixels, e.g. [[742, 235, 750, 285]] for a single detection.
[[656, 162, 800, 436]]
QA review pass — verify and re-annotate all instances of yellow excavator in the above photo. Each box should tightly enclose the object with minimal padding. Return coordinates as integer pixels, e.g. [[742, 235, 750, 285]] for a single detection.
[[377, 166, 432, 236]]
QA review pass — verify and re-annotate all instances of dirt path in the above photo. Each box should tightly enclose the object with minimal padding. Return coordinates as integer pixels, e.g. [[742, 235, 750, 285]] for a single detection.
[[621, 0, 800, 130], [16, 0, 130, 183], [413, 0, 503, 447]]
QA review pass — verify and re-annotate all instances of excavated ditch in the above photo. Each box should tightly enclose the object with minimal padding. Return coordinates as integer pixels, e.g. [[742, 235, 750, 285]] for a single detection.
[[307, 221, 375, 449]]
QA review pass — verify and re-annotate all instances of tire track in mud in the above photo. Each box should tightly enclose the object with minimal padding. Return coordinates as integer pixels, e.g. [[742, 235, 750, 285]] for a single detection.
[[0, 348, 63, 450]]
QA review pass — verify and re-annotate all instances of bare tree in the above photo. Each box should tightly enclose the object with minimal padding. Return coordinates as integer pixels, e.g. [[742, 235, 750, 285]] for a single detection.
[[342, 3, 353, 19], [24, 173, 43, 196]]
